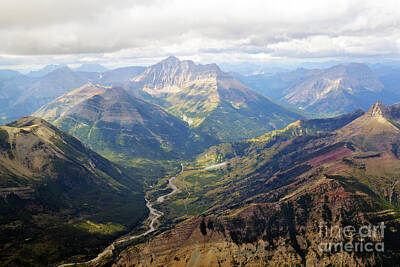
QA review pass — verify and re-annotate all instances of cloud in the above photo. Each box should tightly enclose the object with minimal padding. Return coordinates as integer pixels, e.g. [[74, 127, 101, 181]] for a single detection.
[[0, 0, 400, 66]]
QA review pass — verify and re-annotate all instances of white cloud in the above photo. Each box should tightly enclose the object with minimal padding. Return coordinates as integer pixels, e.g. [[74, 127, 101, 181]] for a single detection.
[[0, 0, 400, 67]]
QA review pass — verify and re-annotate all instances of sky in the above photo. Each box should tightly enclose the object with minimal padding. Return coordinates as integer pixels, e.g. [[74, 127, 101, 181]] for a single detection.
[[1, 0, 400, 70]]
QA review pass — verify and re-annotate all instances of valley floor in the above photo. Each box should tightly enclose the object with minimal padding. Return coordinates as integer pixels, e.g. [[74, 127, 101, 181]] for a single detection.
[[59, 164, 185, 266]]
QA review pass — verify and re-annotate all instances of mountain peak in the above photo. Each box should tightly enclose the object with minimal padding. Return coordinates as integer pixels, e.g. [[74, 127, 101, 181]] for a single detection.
[[102, 86, 131, 98], [161, 55, 180, 64], [367, 101, 387, 117], [283, 63, 384, 115], [6, 116, 51, 129]]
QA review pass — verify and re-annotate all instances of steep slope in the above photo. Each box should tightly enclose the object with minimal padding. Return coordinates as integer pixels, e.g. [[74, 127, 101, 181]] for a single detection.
[[34, 86, 208, 161], [115, 103, 400, 266], [33, 83, 108, 122], [0, 117, 147, 266], [282, 63, 386, 115], [128, 56, 303, 142]]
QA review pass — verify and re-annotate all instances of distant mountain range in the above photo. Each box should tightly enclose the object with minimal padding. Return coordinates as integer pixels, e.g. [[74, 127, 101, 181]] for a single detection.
[[0, 116, 146, 265], [234, 63, 400, 116], [27, 63, 108, 78], [117, 102, 400, 266], [0, 65, 145, 124], [2, 59, 400, 127]]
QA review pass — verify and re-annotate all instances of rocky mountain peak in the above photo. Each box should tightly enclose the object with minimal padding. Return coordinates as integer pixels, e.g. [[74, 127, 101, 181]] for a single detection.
[[367, 101, 387, 117], [161, 55, 180, 64]]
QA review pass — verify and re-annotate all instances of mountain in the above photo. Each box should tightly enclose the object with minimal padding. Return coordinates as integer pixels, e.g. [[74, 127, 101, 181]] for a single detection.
[[282, 63, 385, 115], [98, 66, 146, 85], [26, 64, 67, 78], [0, 116, 147, 266], [6, 67, 90, 121], [33, 82, 108, 122], [34, 84, 209, 161], [114, 103, 400, 266], [128, 56, 303, 141], [235, 63, 400, 117], [0, 65, 144, 126], [74, 63, 108, 72]]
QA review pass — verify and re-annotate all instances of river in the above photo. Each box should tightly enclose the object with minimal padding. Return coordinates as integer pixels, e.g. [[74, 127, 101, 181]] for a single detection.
[[59, 164, 184, 267]]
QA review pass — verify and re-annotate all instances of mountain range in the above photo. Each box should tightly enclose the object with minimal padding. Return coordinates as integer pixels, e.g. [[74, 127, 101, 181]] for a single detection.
[[115, 102, 400, 266], [31, 57, 303, 162], [234, 63, 400, 117], [2, 59, 400, 127], [0, 65, 146, 125]]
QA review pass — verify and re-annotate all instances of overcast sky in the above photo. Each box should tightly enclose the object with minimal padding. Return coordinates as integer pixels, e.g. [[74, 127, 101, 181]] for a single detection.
[[1, 0, 400, 70]]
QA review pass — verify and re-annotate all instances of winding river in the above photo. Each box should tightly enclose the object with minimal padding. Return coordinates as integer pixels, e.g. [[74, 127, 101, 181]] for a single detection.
[[59, 164, 184, 267]]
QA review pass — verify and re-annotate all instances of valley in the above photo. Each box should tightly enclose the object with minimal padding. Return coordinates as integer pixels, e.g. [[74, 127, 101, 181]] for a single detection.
[[59, 164, 184, 266]]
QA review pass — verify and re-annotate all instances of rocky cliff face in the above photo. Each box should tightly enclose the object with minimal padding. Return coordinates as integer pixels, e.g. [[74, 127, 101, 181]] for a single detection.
[[131, 56, 222, 97]]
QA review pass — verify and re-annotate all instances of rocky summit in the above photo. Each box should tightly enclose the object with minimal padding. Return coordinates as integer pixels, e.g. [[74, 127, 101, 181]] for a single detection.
[[128, 56, 303, 141]]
